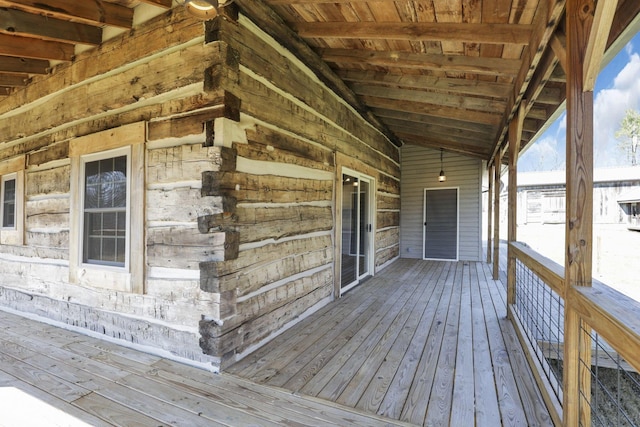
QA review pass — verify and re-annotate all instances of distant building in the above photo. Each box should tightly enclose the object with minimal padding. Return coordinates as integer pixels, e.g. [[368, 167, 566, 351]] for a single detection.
[[617, 188, 640, 230], [515, 167, 640, 226]]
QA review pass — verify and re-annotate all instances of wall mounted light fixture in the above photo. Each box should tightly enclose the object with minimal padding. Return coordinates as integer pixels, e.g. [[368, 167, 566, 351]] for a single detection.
[[439, 148, 447, 182], [180, 0, 235, 20]]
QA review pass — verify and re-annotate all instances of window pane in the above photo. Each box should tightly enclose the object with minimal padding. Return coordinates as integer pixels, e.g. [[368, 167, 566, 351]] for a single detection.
[[116, 211, 126, 237], [115, 237, 126, 264], [83, 155, 127, 267], [102, 238, 116, 263], [3, 178, 16, 228]]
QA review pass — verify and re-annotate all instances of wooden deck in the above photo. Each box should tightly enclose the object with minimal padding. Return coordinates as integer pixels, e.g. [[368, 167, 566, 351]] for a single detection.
[[228, 259, 553, 426], [0, 258, 552, 426], [0, 310, 411, 426]]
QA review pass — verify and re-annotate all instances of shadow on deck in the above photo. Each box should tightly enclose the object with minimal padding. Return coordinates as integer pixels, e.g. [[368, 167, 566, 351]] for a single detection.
[[228, 258, 553, 426]]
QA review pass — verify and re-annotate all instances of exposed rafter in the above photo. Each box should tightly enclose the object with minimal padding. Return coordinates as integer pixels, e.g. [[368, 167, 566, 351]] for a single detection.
[[321, 48, 521, 77], [293, 22, 533, 45]]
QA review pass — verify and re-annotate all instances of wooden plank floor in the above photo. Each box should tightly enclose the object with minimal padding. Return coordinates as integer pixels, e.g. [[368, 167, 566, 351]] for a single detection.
[[0, 310, 412, 426], [228, 259, 554, 427]]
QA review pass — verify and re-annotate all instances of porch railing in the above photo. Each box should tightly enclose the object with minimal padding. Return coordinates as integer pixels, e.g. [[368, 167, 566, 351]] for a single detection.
[[508, 242, 640, 427]]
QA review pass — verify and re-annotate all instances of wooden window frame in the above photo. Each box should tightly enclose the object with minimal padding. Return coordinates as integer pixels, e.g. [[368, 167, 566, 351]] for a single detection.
[[69, 123, 145, 293], [0, 156, 25, 246]]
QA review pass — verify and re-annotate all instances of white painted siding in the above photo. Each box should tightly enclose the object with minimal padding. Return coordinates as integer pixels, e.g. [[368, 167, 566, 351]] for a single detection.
[[401, 145, 482, 261]]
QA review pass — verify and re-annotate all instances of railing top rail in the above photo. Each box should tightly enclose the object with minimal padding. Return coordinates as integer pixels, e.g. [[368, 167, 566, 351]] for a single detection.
[[571, 281, 640, 374], [509, 241, 564, 297]]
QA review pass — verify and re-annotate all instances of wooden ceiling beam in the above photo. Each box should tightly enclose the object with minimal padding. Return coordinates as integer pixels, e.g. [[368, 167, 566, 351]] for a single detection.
[[527, 105, 552, 120], [0, 0, 134, 29], [535, 86, 565, 105], [321, 48, 521, 77], [0, 87, 12, 96], [523, 118, 543, 133], [337, 70, 511, 99], [363, 95, 503, 126], [0, 55, 49, 74], [397, 132, 489, 159], [0, 8, 102, 45], [268, 0, 375, 3], [372, 108, 496, 135], [0, 73, 29, 86], [0, 34, 73, 61], [383, 119, 491, 146], [138, 0, 173, 8], [350, 83, 506, 114], [293, 22, 533, 45]]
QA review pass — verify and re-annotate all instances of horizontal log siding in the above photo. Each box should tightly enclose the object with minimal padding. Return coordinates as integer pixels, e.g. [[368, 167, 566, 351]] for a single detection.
[[0, 9, 236, 367], [401, 145, 482, 261], [200, 13, 400, 365]]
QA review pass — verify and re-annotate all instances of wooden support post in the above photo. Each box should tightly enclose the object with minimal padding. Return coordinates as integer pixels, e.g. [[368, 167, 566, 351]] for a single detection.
[[487, 162, 493, 264], [492, 150, 502, 280], [507, 104, 524, 317], [564, 0, 595, 425]]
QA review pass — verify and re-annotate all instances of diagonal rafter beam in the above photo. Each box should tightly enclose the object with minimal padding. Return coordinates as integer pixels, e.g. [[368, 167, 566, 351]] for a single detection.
[[489, 0, 566, 161], [584, 0, 619, 90]]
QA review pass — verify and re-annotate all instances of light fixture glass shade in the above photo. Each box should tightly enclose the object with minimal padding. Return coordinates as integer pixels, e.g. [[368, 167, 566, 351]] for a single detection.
[[184, 0, 219, 20], [438, 148, 446, 182]]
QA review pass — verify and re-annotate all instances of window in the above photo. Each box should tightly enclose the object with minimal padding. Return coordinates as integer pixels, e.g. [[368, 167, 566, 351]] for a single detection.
[[82, 155, 128, 267], [1, 175, 16, 229], [69, 122, 145, 293], [0, 156, 25, 245]]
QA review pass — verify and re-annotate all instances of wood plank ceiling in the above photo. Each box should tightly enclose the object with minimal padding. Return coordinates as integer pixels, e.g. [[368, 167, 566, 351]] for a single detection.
[[1, 0, 639, 161]]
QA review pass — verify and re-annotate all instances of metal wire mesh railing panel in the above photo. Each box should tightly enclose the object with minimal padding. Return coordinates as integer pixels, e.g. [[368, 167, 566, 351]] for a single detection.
[[580, 325, 640, 427], [514, 258, 565, 403]]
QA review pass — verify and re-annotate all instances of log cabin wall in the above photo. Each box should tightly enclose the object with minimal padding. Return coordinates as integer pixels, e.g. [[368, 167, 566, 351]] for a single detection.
[[0, 7, 236, 369], [0, 4, 400, 371], [197, 7, 401, 367]]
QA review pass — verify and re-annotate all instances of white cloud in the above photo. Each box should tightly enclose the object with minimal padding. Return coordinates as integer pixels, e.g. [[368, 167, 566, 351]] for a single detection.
[[520, 41, 640, 171], [626, 40, 634, 57], [594, 53, 640, 167], [519, 133, 564, 171]]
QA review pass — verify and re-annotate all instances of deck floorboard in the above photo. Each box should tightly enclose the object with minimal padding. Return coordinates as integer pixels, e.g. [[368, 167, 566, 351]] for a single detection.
[[0, 309, 410, 426], [0, 257, 552, 426], [229, 258, 554, 426]]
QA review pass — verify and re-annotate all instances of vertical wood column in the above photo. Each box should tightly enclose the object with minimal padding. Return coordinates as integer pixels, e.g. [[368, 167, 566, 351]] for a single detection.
[[487, 162, 494, 264], [492, 151, 502, 280], [507, 106, 523, 316], [564, 0, 595, 425]]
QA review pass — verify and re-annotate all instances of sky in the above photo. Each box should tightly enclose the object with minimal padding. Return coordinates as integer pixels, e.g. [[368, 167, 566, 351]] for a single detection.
[[519, 32, 640, 172]]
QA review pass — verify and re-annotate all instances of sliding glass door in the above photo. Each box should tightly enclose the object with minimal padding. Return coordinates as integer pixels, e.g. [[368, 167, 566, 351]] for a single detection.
[[340, 170, 373, 294]]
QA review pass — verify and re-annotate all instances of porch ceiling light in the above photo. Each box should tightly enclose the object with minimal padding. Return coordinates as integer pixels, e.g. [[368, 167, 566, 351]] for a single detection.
[[182, 0, 234, 20], [439, 148, 447, 182]]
